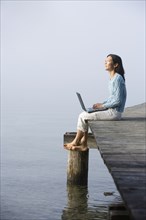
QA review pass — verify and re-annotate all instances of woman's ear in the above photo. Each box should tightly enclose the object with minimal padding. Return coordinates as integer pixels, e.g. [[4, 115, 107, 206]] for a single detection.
[[114, 63, 118, 68]]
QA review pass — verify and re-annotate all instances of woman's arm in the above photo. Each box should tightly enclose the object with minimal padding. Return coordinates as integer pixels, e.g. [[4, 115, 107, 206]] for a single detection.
[[103, 76, 125, 109]]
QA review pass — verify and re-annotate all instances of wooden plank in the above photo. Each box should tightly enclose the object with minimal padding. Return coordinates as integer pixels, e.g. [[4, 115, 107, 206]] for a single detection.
[[88, 103, 146, 220]]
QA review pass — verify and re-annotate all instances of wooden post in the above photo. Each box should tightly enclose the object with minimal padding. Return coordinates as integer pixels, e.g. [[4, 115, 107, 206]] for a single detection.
[[67, 149, 89, 186]]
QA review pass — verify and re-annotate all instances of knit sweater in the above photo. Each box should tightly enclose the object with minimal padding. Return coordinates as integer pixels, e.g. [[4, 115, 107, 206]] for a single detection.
[[103, 73, 127, 112]]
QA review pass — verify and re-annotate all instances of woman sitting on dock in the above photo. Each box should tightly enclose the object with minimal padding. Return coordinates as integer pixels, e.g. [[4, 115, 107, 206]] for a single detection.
[[64, 54, 127, 151]]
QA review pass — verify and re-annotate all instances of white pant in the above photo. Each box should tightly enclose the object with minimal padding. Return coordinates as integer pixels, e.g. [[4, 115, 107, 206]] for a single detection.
[[77, 109, 122, 132]]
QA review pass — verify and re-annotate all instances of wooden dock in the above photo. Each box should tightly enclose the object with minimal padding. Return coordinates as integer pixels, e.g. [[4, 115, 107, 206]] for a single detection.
[[88, 103, 146, 220]]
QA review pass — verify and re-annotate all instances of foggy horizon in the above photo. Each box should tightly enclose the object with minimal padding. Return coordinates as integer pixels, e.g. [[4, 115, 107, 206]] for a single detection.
[[1, 0, 145, 115]]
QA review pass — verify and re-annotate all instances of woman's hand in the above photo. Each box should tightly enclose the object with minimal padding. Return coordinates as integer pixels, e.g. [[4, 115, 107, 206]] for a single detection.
[[93, 103, 103, 109]]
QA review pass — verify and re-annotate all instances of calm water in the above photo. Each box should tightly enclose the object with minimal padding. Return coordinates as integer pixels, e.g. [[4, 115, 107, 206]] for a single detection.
[[1, 110, 122, 220]]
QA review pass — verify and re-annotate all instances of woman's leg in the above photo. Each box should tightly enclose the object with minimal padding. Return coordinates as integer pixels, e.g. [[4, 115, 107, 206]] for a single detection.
[[64, 109, 121, 151], [64, 130, 88, 151], [64, 130, 84, 147], [64, 112, 89, 151]]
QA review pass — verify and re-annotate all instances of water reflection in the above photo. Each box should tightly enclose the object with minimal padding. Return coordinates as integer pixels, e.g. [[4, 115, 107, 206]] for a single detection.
[[62, 185, 107, 220], [62, 185, 88, 220]]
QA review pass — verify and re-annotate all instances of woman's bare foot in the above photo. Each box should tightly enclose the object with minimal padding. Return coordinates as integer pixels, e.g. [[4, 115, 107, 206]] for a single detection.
[[71, 144, 88, 151], [64, 130, 88, 151], [64, 142, 88, 151], [64, 141, 79, 150]]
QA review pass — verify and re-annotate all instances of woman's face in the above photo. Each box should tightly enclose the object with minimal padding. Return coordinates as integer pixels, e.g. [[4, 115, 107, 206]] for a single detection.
[[105, 56, 115, 71]]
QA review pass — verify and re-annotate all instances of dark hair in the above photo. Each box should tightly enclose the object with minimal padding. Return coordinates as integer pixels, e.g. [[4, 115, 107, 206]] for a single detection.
[[107, 54, 125, 81]]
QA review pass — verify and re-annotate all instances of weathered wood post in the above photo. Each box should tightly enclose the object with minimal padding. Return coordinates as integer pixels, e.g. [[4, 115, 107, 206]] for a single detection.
[[67, 149, 89, 186], [64, 132, 96, 186]]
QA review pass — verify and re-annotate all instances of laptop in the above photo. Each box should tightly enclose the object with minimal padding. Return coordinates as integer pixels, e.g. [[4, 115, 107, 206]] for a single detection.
[[76, 92, 107, 113]]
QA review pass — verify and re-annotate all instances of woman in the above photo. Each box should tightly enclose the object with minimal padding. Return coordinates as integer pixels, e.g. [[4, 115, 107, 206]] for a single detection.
[[64, 54, 127, 151]]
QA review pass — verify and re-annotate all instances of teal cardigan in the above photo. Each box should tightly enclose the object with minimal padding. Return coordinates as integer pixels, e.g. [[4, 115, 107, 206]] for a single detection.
[[103, 73, 127, 112]]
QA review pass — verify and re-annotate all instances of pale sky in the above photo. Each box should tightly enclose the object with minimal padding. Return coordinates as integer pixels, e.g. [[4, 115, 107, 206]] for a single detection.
[[1, 0, 145, 115]]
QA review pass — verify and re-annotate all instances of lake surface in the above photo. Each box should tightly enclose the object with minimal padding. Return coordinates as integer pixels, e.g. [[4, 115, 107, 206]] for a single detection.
[[1, 110, 123, 220]]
